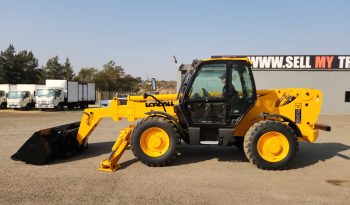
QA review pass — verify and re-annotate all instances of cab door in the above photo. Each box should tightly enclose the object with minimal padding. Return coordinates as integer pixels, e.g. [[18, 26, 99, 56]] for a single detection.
[[183, 63, 230, 127], [182, 61, 257, 127]]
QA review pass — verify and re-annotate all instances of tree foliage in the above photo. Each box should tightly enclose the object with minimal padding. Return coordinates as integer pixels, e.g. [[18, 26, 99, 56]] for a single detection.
[[43, 56, 75, 80], [75, 67, 98, 83], [0, 44, 41, 84], [0, 45, 143, 93], [93, 60, 141, 92], [62, 58, 75, 80]]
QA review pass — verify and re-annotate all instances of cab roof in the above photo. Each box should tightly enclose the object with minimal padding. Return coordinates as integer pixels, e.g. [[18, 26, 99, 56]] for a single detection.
[[202, 56, 252, 64]]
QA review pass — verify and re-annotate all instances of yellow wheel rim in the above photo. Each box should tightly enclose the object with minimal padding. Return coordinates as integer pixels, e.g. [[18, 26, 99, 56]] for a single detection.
[[257, 131, 289, 162], [140, 127, 170, 157]]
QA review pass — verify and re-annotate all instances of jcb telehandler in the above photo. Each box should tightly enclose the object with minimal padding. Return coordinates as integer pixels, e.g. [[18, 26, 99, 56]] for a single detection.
[[11, 56, 331, 171]]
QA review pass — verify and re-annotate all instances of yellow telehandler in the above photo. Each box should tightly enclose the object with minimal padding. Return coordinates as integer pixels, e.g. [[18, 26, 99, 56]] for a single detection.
[[11, 56, 331, 171]]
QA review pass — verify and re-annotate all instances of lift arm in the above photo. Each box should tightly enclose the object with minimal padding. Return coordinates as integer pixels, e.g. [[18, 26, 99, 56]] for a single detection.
[[76, 95, 177, 145], [75, 94, 178, 172]]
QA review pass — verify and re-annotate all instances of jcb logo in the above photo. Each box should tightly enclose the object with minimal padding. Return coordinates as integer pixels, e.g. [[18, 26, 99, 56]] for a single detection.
[[145, 101, 174, 107]]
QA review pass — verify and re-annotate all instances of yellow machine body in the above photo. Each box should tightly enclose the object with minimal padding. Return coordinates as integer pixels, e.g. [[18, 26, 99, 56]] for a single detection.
[[76, 87, 322, 171], [12, 57, 328, 172]]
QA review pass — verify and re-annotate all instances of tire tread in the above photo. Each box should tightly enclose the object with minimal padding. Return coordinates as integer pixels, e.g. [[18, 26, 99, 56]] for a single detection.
[[243, 120, 299, 170]]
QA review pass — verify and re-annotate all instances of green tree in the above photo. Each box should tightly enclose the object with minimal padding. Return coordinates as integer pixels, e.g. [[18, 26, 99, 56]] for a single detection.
[[43, 56, 63, 79], [94, 60, 141, 92], [15, 50, 40, 83], [44, 56, 63, 79], [43, 56, 76, 80], [94, 60, 123, 91], [119, 74, 142, 92], [0, 44, 41, 84], [75, 67, 97, 83], [62, 57, 75, 80], [0, 67, 4, 83], [0, 45, 18, 83]]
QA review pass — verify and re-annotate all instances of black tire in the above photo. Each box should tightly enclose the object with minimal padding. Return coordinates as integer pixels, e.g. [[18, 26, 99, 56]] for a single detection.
[[25, 103, 32, 110], [0, 102, 6, 109], [233, 137, 244, 150], [57, 103, 64, 111], [67, 104, 75, 110], [243, 120, 299, 170], [131, 116, 181, 167], [80, 103, 87, 110]]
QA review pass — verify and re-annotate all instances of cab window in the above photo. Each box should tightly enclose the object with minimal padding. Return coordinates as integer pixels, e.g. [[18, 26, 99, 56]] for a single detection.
[[189, 63, 226, 99]]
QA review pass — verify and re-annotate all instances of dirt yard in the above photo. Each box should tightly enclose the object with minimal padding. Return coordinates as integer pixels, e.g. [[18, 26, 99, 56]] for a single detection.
[[0, 110, 349, 204]]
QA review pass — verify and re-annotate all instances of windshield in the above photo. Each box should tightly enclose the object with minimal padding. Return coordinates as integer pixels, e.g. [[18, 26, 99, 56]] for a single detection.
[[36, 89, 55, 97], [189, 63, 226, 99], [8, 91, 23, 99]]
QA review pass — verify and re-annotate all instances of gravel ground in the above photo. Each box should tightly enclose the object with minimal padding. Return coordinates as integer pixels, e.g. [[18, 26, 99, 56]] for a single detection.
[[0, 110, 349, 205]]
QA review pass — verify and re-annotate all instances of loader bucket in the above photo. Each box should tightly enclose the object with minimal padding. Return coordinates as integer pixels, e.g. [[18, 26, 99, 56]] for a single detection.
[[11, 122, 82, 165]]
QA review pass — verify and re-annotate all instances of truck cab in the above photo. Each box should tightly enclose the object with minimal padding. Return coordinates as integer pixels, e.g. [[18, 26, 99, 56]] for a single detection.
[[7, 91, 35, 109], [35, 88, 64, 110], [0, 90, 6, 108]]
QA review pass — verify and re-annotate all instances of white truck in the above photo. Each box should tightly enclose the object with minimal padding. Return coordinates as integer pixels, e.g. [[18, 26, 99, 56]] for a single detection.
[[7, 84, 44, 109], [35, 80, 96, 110], [0, 84, 17, 109]]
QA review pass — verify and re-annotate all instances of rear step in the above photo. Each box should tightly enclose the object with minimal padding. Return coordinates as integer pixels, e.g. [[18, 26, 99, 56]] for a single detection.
[[11, 122, 83, 165]]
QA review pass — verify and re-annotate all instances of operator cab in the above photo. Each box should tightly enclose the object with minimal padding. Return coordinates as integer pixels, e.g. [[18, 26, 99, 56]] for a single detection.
[[177, 57, 257, 144]]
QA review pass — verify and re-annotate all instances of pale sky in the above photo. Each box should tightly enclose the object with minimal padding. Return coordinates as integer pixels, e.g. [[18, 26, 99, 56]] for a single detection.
[[1, 0, 349, 80]]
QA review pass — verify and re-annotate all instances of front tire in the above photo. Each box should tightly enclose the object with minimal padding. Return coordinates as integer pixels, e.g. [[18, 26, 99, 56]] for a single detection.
[[0, 102, 7, 109], [233, 137, 244, 150], [244, 120, 298, 170], [58, 103, 64, 111], [56, 103, 64, 111], [131, 116, 181, 167], [25, 104, 30, 110]]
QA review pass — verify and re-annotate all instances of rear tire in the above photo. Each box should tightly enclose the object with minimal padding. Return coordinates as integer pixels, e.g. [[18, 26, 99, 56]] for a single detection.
[[131, 116, 181, 167], [79, 103, 85, 109], [244, 120, 298, 170], [56, 103, 64, 111], [25, 103, 32, 110]]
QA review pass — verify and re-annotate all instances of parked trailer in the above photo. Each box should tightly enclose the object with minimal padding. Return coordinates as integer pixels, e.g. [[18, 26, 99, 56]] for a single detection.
[[78, 83, 96, 109], [35, 80, 96, 110], [0, 84, 17, 109], [7, 84, 44, 109]]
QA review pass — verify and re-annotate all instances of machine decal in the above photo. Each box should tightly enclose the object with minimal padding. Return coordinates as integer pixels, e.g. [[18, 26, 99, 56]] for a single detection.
[[145, 101, 175, 107]]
